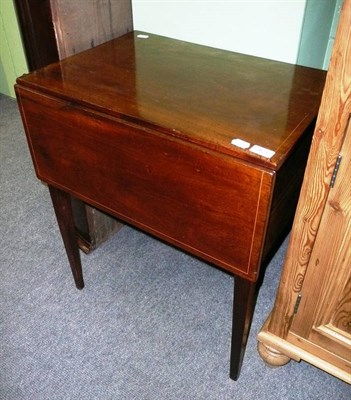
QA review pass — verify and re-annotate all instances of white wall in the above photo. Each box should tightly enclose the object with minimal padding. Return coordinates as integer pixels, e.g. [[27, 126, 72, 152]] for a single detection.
[[132, 0, 307, 63]]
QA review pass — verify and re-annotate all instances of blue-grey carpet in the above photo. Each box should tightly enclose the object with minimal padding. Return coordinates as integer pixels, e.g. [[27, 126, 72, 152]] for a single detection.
[[0, 94, 349, 399]]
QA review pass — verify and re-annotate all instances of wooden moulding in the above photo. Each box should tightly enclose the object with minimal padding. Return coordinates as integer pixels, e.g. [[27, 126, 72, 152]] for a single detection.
[[258, 325, 351, 384]]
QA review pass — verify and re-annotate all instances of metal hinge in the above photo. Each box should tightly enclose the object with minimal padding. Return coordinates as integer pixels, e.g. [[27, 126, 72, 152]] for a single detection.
[[330, 154, 342, 188], [294, 293, 302, 314]]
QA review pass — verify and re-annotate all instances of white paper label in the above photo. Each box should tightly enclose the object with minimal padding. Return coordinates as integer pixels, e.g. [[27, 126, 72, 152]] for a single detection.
[[230, 138, 251, 149], [249, 145, 275, 159]]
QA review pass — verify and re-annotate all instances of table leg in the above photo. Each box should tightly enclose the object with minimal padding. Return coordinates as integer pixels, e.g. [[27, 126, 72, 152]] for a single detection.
[[48, 185, 84, 289], [230, 276, 258, 380]]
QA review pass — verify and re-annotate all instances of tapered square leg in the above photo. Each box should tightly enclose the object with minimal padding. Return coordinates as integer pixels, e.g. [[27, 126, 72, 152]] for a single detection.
[[48, 185, 84, 289], [230, 277, 258, 380]]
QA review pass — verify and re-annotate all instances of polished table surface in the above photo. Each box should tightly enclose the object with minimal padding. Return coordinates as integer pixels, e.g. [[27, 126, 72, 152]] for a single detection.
[[15, 31, 326, 380]]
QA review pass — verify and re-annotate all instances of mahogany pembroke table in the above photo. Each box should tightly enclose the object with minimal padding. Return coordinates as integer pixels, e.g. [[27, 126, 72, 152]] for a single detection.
[[15, 32, 326, 380]]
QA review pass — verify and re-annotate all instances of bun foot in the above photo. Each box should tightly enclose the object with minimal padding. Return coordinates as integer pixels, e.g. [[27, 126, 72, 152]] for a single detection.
[[257, 341, 291, 368]]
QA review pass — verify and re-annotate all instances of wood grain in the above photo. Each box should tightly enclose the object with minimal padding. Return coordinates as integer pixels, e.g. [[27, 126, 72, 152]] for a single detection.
[[50, 0, 133, 59], [258, 0, 351, 384], [266, 0, 351, 339], [290, 115, 351, 361]]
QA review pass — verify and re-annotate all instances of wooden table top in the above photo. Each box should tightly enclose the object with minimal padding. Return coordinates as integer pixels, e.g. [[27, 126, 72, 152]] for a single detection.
[[17, 31, 326, 169]]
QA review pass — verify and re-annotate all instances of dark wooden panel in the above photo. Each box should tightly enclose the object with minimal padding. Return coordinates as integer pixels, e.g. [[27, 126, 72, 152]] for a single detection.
[[14, 0, 59, 70], [262, 121, 315, 264], [50, 0, 133, 59]]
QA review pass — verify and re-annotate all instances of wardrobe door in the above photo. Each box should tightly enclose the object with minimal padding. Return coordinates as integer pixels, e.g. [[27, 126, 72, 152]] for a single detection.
[[288, 116, 351, 375]]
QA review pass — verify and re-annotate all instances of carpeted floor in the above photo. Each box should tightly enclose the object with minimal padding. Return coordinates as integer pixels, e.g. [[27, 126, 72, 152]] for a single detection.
[[0, 94, 349, 399]]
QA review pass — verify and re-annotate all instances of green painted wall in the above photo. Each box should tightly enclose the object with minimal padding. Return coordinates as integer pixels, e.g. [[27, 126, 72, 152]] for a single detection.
[[297, 0, 342, 70], [0, 0, 28, 98]]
